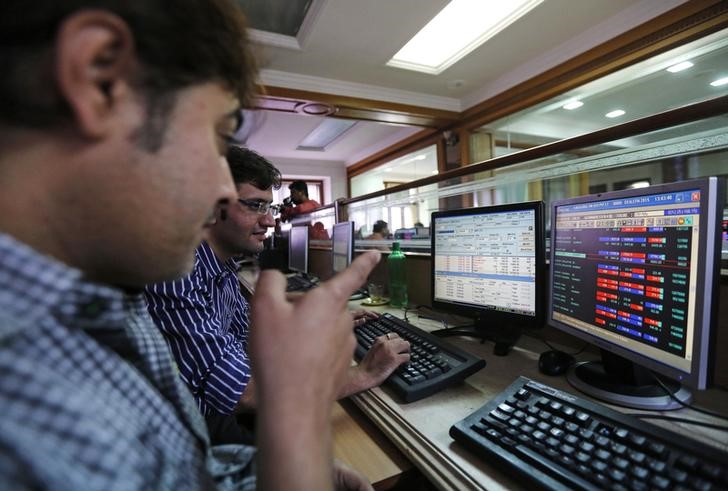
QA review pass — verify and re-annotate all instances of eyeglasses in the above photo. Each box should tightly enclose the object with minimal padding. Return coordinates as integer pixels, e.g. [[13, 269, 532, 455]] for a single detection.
[[238, 199, 280, 216]]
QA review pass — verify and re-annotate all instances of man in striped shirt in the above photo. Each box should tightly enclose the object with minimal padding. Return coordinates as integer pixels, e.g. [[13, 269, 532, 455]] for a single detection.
[[146, 146, 411, 444]]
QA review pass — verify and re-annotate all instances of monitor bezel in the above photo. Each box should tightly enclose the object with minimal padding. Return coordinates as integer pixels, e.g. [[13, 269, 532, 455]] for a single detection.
[[430, 201, 545, 329], [288, 224, 309, 274], [332, 221, 355, 274], [547, 177, 724, 390]]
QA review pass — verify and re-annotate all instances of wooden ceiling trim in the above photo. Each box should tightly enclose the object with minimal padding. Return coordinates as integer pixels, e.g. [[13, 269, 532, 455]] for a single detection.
[[258, 86, 459, 128]]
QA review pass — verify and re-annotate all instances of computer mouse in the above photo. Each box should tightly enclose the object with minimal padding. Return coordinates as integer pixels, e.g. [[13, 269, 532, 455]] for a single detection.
[[538, 350, 575, 376]]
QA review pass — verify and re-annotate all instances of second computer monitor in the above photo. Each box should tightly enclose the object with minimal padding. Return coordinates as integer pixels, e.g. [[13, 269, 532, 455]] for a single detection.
[[431, 201, 545, 336], [548, 177, 724, 409], [288, 224, 309, 274], [332, 221, 355, 274]]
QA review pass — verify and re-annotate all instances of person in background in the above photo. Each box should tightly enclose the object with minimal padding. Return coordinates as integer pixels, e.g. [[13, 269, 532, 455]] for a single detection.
[[310, 221, 331, 240], [0, 1, 379, 489], [145, 146, 410, 445], [280, 180, 321, 221], [365, 220, 390, 240]]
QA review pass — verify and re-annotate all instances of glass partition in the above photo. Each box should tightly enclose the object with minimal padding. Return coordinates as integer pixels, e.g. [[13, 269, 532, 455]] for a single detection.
[[283, 204, 337, 248], [485, 28, 728, 156], [344, 112, 728, 260], [350, 145, 438, 198]]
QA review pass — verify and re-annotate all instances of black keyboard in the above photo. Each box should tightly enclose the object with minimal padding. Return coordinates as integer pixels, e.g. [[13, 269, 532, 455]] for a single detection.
[[354, 313, 486, 403], [286, 274, 317, 292], [450, 376, 728, 491]]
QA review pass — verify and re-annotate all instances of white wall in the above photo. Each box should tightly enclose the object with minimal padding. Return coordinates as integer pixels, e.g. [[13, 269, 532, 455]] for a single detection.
[[270, 157, 348, 204]]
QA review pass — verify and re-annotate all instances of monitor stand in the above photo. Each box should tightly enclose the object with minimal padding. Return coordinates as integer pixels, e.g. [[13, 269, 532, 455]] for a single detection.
[[431, 314, 521, 356], [567, 349, 692, 411]]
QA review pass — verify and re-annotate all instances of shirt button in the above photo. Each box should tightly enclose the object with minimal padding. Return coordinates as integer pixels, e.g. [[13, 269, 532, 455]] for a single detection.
[[81, 299, 106, 318]]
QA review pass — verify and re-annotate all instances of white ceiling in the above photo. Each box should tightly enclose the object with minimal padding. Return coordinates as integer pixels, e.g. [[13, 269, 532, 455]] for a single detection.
[[241, 0, 687, 168]]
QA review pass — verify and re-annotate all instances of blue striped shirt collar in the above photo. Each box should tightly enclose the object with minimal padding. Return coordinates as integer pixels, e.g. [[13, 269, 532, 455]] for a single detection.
[[196, 240, 243, 277]]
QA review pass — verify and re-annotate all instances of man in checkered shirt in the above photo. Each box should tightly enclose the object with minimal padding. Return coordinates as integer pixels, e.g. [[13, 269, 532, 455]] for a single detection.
[[0, 1, 380, 489]]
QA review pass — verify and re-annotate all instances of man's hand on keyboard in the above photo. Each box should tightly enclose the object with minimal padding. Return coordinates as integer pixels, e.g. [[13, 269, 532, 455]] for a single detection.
[[340, 331, 411, 396], [350, 309, 378, 327]]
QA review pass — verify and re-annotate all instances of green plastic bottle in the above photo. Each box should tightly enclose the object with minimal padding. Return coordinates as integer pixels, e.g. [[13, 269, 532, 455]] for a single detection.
[[387, 241, 408, 308]]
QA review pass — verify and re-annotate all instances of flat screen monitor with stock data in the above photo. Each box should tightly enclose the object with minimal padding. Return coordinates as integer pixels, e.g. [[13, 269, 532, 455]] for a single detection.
[[548, 176, 725, 410], [430, 201, 545, 355]]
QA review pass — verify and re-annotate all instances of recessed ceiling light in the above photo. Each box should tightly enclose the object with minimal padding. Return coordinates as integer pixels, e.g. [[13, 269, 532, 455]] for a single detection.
[[710, 76, 728, 87], [629, 181, 651, 189], [605, 109, 625, 118], [387, 0, 543, 75], [562, 100, 584, 110], [297, 119, 357, 151], [666, 61, 694, 73]]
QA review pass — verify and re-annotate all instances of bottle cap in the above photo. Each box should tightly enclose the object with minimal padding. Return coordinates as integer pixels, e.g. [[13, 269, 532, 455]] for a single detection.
[[391, 241, 400, 251]]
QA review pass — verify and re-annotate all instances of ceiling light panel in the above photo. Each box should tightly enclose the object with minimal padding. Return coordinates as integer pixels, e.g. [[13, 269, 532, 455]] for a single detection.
[[562, 100, 584, 110], [666, 61, 694, 73], [297, 119, 357, 151], [387, 0, 543, 75]]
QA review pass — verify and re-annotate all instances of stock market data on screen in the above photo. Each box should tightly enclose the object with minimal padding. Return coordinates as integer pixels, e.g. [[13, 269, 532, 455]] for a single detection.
[[433, 208, 537, 317], [551, 188, 704, 374]]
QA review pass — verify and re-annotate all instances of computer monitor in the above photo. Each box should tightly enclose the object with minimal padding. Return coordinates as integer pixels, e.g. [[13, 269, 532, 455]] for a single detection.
[[548, 177, 725, 410], [431, 201, 545, 355], [332, 221, 354, 274], [288, 224, 309, 274], [394, 227, 417, 240]]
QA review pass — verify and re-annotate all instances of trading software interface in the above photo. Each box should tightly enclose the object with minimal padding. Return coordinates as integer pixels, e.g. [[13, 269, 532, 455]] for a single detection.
[[433, 209, 537, 316], [551, 189, 702, 372]]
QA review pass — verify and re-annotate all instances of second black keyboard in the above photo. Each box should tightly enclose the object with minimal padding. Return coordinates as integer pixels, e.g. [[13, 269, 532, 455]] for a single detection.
[[450, 376, 728, 490], [354, 313, 486, 403], [286, 274, 317, 292]]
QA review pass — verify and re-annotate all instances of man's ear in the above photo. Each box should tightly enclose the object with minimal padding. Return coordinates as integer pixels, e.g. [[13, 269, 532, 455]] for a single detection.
[[55, 10, 135, 139]]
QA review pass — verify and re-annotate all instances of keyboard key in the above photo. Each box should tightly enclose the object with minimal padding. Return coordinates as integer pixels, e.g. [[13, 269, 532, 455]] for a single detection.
[[590, 460, 607, 473], [668, 468, 687, 483], [574, 411, 590, 425], [700, 463, 723, 481], [594, 448, 611, 461], [630, 465, 649, 480], [628, 450, 646, 464], [578, 441, 594, 453], [649, 474, 670, 490], [515, 388, 530, 400], [607, 468, 626, 482], [647, 458, 667, 473], [498, 403, 515, 414]]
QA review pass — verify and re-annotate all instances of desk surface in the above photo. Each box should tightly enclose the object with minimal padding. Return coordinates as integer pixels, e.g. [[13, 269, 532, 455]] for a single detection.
[[239, 267, 728, 490]]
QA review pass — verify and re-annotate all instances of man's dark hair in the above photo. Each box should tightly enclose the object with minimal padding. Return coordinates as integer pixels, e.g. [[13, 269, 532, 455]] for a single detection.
[[373, 220, 387, 234], [0, 0, 258, 150], [227, 146, 281, 191], [288, 180, 309, 197]]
